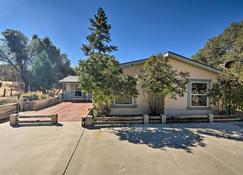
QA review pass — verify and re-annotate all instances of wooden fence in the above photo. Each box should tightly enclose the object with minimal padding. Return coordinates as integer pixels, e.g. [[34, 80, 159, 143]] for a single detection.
[[0, 103, 17, 120], [0, 97, 60, 121]]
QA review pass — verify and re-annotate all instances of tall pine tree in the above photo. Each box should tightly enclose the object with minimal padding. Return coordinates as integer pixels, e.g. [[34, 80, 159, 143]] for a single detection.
[[81, 7, 117, 55]]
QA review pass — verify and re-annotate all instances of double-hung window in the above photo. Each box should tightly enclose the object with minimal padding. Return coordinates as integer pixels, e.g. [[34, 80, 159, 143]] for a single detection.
[[189, 81, 210, 108]]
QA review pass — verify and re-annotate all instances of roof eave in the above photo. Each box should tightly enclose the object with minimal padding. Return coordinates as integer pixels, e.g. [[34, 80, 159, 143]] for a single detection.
[[164, 52, 221, 74], [120, 52, 221, 74]]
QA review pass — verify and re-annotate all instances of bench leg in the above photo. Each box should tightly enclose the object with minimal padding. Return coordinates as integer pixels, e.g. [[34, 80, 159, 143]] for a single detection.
[[51, 115, 58, 125]]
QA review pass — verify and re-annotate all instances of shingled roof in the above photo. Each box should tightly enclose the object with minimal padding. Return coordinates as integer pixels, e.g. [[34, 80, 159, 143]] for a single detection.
[[59, 76, 79, 83]]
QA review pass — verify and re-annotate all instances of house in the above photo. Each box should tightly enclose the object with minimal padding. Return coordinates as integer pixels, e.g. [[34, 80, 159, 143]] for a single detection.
[[59, 76, 92, 101], [60, 51, 220, 116], [111, 51, 220, 116]]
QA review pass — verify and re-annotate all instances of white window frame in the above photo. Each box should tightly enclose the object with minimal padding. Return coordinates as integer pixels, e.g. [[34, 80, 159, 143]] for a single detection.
[[114, 96, 135, 107], [189, 80, 210, 108]]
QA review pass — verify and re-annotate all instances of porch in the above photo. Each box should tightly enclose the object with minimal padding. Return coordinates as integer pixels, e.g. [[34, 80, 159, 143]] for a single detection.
[[62, 91, 92, 102]]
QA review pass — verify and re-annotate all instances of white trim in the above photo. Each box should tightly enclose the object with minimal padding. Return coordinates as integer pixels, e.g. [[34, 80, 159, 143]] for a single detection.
[[188, 80, 210, 108]]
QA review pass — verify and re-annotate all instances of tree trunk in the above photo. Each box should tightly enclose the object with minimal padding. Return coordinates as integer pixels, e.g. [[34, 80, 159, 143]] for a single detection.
[[20, 73, 29, 93]]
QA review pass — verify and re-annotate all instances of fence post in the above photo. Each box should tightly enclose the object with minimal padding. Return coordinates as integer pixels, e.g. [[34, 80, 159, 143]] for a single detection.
[[10, 114, 18, 126], [3, 89, 6, 97], [208, 114, 214, 123], [51, 114, 58, 125], [160, 114, 166, 124], [143, 114, 149, 124], [84, 115, 93, 127]]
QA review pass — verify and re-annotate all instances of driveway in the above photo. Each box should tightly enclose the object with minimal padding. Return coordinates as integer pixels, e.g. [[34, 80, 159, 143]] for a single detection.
[[20, 102, 93, 122], [0, 122, 243, 175]]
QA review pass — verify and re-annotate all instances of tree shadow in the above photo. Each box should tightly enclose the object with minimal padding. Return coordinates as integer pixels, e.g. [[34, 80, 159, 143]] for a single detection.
[[195, 123, 243, 142], [109, 123, 243, 152], [110, 126, 206, 153]]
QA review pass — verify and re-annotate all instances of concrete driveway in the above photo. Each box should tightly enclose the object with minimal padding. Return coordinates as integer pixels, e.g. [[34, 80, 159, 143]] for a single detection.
[[0, 122, 243, 175]]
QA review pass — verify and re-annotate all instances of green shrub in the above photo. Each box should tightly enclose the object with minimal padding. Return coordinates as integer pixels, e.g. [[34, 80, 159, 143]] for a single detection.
[[0, 98, 17, 105], [20, 91, 49, 102]]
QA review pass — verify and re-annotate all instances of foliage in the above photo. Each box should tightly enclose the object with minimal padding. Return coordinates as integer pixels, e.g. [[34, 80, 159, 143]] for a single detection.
[[193, 21, 243, 114], [0, 29, 31, 92], [30, 51, 56, 91], [77, 53, 138, 116], [20, 91, 49, 102], [0, 98, 17, 105], [208, 71, 243, 114], [81, 7, 117, 56], [0, 64, 18, 81], [192, 21, 243, 70], [139, 54, 190, 115], [0, 29, 74, 92], [29, 35, 76, 83]]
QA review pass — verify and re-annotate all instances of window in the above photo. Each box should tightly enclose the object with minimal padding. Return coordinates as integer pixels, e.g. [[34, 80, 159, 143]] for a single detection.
[[189, 81, 209, 107], [71, 84, 75, 91], [114, 96, 135, 106]]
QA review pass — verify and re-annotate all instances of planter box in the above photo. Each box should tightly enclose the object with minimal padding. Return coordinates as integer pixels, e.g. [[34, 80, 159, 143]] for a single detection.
[[31, 97, 59, 111], [21, 96, 60, 111], [0, 103, 17, 120]]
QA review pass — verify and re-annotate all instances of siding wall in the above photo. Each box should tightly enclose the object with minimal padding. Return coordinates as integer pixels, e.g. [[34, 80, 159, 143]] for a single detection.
[[111, 56, 218, 116]]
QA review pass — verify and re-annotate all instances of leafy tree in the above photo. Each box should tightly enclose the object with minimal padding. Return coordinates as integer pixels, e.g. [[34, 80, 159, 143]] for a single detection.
[[30, 51, 55, 92], [193, 21, 243, 114], [139, 54, 189, 115], [0, 29, 31, 92], [29, 35, 76, 83], [192, 21, 243, 69], [0, 29, 74, 92], [208, 71, 243, 114], [81, 7, 117, 56], [77, 53, 137, 116]]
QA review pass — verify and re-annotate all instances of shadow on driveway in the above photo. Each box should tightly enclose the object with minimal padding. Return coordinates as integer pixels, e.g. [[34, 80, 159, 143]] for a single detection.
[[109, 123, 243, 152], [110, 127, 205, 152]]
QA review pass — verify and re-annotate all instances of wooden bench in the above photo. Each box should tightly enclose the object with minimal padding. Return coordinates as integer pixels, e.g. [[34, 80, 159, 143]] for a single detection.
[[10, 113, 58, 126]]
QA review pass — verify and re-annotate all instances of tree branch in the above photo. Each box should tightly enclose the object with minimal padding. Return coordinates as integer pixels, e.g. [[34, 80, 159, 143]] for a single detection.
[[0, 49, 19, 72]]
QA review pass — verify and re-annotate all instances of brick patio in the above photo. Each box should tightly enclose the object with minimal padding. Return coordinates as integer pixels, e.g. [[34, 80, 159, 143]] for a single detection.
[[20, 102, 93, 122]]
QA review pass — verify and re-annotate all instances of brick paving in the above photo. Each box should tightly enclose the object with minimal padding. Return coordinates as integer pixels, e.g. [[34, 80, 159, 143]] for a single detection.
[[20, 102, 93, 122]]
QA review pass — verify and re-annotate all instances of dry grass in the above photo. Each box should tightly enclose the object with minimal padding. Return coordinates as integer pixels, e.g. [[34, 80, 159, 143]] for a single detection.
[[0, 81, 20, 97]]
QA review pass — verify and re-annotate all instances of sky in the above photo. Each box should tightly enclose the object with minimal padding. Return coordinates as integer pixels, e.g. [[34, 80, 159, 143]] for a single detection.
[[0, 0, 243, 65]]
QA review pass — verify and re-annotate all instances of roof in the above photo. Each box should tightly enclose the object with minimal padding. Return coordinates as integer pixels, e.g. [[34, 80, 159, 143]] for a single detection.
[[59, 76, 79, 83], [120, 51, 221, 74]]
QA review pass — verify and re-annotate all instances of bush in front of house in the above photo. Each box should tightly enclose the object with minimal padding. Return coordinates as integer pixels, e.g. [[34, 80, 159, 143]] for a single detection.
[[20, 91, 49, 102], [208, 71, 243, 115]]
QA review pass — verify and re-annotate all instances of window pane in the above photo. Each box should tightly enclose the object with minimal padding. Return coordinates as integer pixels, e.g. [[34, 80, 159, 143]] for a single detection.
[[115, 96, 133, 105], [75, 91, 82, 97], [191, 83, 207, 94], [191, 95, 207, 106]]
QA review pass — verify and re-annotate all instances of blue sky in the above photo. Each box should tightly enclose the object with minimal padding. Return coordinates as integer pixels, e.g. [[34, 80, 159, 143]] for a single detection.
[[1, 0, 243, 65]]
